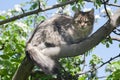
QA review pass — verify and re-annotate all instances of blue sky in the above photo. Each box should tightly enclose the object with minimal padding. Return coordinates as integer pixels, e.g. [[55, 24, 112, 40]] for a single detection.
[[0, 0, 120, 79]]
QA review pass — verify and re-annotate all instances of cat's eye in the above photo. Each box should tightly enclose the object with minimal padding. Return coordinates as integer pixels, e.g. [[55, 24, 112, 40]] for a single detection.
[[77, 20, 81, 23], [84, 21, 89, 23]]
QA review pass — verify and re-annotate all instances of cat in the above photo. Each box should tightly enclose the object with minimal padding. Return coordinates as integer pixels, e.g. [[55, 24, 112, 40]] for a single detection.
[[27, 9, 94, 74], [30, 9, 94, 48]]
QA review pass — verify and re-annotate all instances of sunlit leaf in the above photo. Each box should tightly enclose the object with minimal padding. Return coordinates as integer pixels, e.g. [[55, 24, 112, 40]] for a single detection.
[[107, 69, 120, 80], [0, 15, 6, 20], [0, 69, 8, 75]]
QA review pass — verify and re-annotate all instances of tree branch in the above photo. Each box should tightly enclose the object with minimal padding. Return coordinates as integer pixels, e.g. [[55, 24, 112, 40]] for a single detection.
[[85, 0, 120, 7], [113, 29, 120, 35], [111, 36, 120, 42], [13, 8, 120, 80], [102, 0, 111, 20], [76, 53, 120, 76], [37, 11, 119, 58], [0, 0, 119, 25], [12, 57, 34, 80], [0, 0, 77, 25]]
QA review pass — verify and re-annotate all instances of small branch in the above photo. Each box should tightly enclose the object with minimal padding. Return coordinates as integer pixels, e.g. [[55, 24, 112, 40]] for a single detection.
[[85, 0, 120, 7], [102, 0, 111, 20], [113, 30, 120, 35], [0, 0, 119, 25], [81, 54, 86, 71], [111, 36, 120, 42], [76, 53, 120, 76], [97, 76, 106, 79], [116, 28, 120, 32], [0, 0, 77, 25], [21, 8, 25, 14]]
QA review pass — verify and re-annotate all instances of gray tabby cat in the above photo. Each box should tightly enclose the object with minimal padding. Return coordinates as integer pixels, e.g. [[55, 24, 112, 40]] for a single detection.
[[31, 9, 94, 48], [27, 9, 94, 74]]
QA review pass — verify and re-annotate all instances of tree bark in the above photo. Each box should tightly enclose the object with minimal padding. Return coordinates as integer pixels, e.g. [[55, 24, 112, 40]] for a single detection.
[[12, 57, 34, 80], [12, 8, 120, 80]]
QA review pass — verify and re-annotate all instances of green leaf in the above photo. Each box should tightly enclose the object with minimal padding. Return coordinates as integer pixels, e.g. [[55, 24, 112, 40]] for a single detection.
[[0, 60, 12, 67], [39, 16, 46, 21], [90, 54, 102, 65], [114, 0, 118, 3], [78, 75, 87, 80], [11, 58, 21, 63], [108, 38, 113, 44], [0, 15, 6, 20], [30, 2, 38, 10], [78, 0, 83, 3], [96, 0, 102, 7], [106, 43, 109, 48], [112, 61, 120, 70], [0, 69, 8, 75], [0, 55, 9, 59], [107, 69, 120, 80], [72, 6, 77, 11]]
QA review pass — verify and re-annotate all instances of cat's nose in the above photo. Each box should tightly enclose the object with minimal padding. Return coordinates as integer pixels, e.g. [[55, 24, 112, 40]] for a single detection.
[[81, 23, 85, 28], [81, 23, 84, 26]]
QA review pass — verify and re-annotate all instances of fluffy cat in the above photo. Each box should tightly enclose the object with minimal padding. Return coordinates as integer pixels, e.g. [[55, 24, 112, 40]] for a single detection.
[[31, 9, 94, 48], [27, 9, 94, 74]]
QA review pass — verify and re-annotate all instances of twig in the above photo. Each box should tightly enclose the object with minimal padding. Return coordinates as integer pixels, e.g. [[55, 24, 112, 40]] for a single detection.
[[102, 0, 111, 20], [81, 54, 86, 71], [84, 0, 120, 7], [116, 28, 120, 32], [1, 0, 120, 25], [21, 8, 25, 14], [76, 53, 120, 76], [111, 36, 120, 42], [0, 0, 77, 25], [113, 30, 120, 35], [97, 76, 106, 79]]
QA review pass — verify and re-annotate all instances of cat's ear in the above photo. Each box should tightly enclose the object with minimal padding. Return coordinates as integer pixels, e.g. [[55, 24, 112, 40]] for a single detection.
[[89, 8, 94, 15]]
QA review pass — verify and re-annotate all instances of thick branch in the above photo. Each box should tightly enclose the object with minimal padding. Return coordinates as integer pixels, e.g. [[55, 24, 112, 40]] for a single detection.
[[12, 57, 34, 80], [39, 8, 120, 58], [40, 21, 111, 58], [0, 0, 76, 25], [13, 8, 120, 80]]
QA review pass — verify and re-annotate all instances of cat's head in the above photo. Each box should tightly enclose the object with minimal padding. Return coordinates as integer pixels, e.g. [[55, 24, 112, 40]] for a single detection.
[[73, 9, 94, 31]]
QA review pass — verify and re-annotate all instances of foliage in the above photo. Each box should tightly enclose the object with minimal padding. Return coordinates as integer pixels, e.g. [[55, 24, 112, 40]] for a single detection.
[[106, 60, 120, 80], [0, 21, 28, 79], [0, 0, 120, 80], [101, 36, 113, 48], [0, 1, 46, 79]]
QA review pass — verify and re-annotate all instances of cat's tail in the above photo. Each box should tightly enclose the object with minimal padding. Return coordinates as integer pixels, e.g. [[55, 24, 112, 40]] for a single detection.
[[26, 43, 60, 75]]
